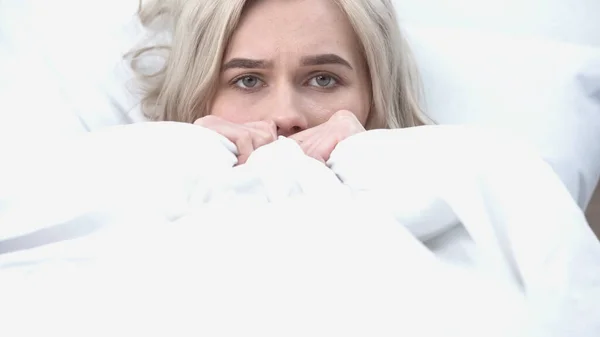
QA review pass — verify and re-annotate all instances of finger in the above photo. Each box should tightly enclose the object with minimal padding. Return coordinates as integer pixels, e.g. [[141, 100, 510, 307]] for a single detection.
[[245, 120, 278, 141], [303, 137, 337, 163], [243, 127, 275, 149], [201, 122, 255, 159], [234, 129, 255, 165], [330, 110, 366, 135], [195, 116, 277, 166], [237, 153, 251, 166], [304, 142, 335, 163], [289, 125, 319, 144], [194, 116, 242, 149], [193, 115, 224, 128], [242, 121, 277, 149]]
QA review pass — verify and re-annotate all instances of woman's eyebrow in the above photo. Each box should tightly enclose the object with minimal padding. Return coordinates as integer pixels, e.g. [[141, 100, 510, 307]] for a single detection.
[[222, 54, 353, 70], [300, 54, 353, 70], [222, 58, 272, 70]]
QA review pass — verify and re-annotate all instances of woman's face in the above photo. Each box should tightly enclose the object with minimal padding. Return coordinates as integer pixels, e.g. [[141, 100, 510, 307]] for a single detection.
[[210, 0, 371, 137]]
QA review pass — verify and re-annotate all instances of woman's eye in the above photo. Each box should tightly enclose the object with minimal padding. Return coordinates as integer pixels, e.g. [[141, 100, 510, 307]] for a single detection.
[[234, 76, 263, 89], [309, 75, 337, 88]]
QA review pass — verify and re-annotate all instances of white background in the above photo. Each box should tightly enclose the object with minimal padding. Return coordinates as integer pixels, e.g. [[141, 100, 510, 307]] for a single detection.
[[393, 0, 600, 47]]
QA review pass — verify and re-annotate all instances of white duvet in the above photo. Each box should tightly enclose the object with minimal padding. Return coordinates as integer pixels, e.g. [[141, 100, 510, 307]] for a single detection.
[[0, 123, 599, 337]]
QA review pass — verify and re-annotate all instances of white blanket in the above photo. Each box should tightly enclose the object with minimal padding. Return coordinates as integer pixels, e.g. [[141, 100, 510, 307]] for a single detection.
[[0, 122, 599, 337]]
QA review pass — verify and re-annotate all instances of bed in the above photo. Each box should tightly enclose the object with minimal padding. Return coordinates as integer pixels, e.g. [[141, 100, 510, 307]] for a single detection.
[[1, 1, 600, 336]]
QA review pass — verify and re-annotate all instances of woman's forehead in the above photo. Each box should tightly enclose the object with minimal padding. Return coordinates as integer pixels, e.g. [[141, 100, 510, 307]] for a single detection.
[[225, 0, 361, 60]]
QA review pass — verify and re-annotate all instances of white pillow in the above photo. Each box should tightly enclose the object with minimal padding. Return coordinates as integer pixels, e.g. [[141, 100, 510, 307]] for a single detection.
[[403, 25, 600, 208], [1, 1, 599, 208], [0, 0, 145, 138]]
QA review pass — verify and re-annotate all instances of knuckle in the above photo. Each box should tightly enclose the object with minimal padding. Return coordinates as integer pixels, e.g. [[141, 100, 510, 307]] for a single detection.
[[193, 118, 206, 126], [194, 115, 217, 126], [253, 131, 272, 147], [333, 109, 354, 119], [265, 120, 277, 131], [252, 121, 267, 132], [257, 120, 277, 137], [239, 129, 253, 143]]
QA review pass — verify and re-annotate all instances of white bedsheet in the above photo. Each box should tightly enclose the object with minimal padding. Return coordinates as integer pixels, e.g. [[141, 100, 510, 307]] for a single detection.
[[0, 123, 599, 337]]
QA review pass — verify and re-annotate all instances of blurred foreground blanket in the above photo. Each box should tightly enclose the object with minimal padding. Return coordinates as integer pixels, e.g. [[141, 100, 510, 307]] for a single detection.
[[0, 123, 599, 337]]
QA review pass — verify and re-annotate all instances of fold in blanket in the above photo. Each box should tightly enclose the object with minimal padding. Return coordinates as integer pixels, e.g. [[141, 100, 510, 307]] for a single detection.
[[1, 122, 599, 337]]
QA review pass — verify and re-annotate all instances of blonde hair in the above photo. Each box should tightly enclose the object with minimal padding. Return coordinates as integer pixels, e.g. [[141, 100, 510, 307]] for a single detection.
[[127, 0, 431, 129]]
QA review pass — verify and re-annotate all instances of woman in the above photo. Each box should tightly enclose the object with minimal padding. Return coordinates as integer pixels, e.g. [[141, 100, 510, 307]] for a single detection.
[[129, 0, 430, 164]]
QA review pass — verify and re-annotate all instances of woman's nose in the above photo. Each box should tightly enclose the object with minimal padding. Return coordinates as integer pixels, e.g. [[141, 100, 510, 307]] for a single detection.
[[274, 115, 307, 137], [268, 87, 308, 137]]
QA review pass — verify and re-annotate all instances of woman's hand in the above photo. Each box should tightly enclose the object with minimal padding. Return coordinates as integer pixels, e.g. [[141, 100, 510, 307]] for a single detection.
[[194, 116, 277, 165], [289, 110, 366, 163]]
